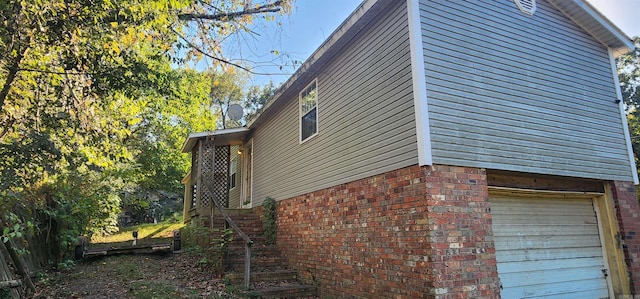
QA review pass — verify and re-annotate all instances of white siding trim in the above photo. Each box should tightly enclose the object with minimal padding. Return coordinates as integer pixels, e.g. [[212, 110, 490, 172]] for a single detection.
[[407, 0, 432, 165], [592, 197, 615, 297], [609, 48, 639, 184]]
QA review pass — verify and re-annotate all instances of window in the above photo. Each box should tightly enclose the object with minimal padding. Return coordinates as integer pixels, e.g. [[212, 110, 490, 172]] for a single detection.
[[300, 80, 318, 142], [230, 157, 237, 189]]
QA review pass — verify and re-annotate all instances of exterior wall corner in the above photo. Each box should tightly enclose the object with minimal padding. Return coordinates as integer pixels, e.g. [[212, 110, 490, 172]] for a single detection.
[[610, 180, 640, 294]]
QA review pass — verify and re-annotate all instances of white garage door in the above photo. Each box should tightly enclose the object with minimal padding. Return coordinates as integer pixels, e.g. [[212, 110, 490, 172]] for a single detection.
[[490, 195, 610, 298]]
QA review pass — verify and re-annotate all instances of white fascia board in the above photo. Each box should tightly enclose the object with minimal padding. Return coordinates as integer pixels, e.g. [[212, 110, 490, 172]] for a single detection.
[[181, 131, 214, 153], [407, 0, 432, 166], [574, 0, 633, 56], [180, 127, 250, 153], [608, 48, 639, 184]]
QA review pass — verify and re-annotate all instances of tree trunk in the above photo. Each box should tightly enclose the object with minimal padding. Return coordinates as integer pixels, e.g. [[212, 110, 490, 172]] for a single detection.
[[0, 45, 28, 110]]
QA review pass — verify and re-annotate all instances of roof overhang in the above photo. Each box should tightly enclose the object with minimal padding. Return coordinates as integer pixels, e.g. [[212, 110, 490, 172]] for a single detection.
[[247, 0, 634, 130], [181, 127, 249, 153], [549, 0, 634, 57]]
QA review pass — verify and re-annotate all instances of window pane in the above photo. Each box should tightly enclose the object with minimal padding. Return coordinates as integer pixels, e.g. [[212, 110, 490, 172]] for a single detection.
[[301, 107, 317, 141], [301, 85, 317, 115]]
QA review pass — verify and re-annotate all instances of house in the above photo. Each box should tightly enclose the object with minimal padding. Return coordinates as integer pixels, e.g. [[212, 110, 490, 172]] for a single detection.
[[181, 0, 640, 297]]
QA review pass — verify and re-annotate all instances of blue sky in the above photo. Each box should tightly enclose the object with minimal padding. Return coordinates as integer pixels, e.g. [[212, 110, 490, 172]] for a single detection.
[[221, 0, 640, 87]]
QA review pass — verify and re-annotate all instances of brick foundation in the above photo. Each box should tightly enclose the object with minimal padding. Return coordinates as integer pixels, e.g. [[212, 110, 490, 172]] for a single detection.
[[275, 164, 500, 298], [611, 181, 640, 295]]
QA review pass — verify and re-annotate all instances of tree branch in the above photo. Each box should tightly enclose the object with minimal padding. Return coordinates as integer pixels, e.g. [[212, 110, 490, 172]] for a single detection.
[[172, 28, 254, 73], [178, 1, 283, 21]]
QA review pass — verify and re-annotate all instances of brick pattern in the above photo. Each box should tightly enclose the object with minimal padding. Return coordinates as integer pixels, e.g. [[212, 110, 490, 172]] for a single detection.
[[275, 165, 500, 298], [424, 166, 499, 298], [611, 181, 640, 294]]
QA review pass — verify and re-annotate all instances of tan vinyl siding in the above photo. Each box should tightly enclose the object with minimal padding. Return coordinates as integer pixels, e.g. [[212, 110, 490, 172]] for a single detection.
[[252, 0, 417, 205], [420, 0, 633, 181]]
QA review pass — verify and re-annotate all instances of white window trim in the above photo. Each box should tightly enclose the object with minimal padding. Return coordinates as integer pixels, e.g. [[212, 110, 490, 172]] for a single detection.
[[299, 79, 319, 144], [230, 156, 237, 190]]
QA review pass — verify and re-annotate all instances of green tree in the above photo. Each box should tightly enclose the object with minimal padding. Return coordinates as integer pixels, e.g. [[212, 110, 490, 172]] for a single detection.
[[617, 37, 640, 185], [0, 0, 292, 268], [244, 81, 277, 122]]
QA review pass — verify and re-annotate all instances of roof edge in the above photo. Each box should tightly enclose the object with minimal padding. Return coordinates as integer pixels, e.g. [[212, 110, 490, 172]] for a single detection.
[[247, 0, 384, 128], [578, 0, 634, 54], [550, 0, 633, 57], [180, 127, 249, 153]]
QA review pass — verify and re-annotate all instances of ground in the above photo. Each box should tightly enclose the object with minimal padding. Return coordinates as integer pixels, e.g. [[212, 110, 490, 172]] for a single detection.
[[30, 247, 233, 299], [30, 222, 235, 299], [28, 223, 319, 299]]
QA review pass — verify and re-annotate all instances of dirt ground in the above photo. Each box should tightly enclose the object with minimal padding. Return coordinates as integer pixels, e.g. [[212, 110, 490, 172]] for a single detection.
[[30, 248, 233, 299]]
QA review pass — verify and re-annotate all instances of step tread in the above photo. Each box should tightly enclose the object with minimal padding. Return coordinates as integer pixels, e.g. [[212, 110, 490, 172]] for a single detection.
[[240, 284, 318, 299]]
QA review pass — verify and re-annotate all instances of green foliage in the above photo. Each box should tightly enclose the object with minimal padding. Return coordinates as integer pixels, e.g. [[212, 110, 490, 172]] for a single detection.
[[619, 37, 640, 110], [0, 0, 292, 269], [244, 82, 277, 122], [0, 288, 11, 299], [56, 259, 76, 271], [210, 228, 234, 274], [618, 37, 640, 202], [262, 197, 277, 245], [618, 37, 640, 179], [180, 225, 234, 274]]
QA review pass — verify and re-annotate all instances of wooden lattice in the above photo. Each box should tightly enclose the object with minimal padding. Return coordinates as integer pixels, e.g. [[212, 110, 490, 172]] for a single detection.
[[213, 145, 230, 208], [199, 139, 216, 207]]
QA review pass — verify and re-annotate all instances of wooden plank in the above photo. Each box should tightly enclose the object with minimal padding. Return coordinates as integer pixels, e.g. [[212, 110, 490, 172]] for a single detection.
[[0, 279, 21, 288], [487, 170, 604, 193], [84, 243, 172, 257]]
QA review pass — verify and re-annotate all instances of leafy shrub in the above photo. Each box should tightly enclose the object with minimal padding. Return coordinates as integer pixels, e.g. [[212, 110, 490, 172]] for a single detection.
[[262, 197, 277, 245]]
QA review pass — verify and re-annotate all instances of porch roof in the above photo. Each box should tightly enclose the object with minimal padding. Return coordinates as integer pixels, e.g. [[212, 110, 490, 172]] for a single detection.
[[181, 127, 250, 153]]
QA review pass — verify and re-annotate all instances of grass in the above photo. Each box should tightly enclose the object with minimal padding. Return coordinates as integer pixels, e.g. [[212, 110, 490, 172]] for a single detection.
[[91, 222, 184, 244]]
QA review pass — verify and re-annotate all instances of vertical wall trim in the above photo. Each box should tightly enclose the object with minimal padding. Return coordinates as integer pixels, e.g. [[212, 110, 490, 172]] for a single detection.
[[608, 48, 639, 184], [592, 197, 616, 297], [249, 138, 254, 208], [407, 0, 432, 165]]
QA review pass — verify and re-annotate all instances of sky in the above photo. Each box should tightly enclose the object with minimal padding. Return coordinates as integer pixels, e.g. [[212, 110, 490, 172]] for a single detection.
[[232, 0, 640, 87]]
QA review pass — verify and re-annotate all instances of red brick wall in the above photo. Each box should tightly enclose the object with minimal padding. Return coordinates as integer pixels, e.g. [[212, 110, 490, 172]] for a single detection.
[[611, 181, 640, 294], [275, 164, 500, 298]]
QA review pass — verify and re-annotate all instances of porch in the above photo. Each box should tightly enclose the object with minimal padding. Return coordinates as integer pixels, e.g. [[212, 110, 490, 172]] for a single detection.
[[181, 128, 253, 227]]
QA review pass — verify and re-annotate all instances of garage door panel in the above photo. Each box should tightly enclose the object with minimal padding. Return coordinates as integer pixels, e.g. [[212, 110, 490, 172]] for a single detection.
[[490, 195, 610, 298], [491, 214, 598, 225], [498, 256, 606, 274], [491, 201, 594, 216], [493, 224, 600, 237], [496, 246, 604, 263], [501, 279, 609, 299], [494, 234, 603, 250]]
